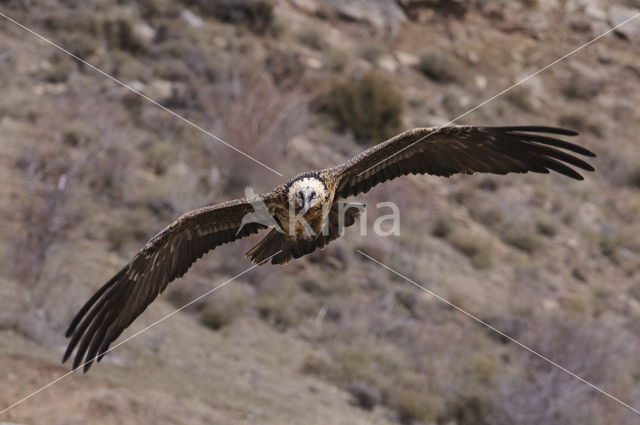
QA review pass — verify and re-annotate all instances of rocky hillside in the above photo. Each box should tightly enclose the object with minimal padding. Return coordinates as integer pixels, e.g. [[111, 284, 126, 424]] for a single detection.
[[1, 0, 640, 424]]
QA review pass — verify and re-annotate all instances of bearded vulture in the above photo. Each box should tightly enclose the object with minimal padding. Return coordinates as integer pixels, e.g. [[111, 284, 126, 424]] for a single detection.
[[63, 126, 595, 371]]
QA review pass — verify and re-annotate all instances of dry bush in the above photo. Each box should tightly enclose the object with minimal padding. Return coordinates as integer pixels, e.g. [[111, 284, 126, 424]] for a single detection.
[[2, 77, 140, 342], [323, 71, 404, 145], [493, 314, 634, 425], [12, 134, 108, 289], [204, 65, 309, 191]]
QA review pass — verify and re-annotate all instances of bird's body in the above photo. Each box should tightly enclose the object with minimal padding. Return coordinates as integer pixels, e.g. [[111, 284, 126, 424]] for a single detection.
[[63, 125, 596, 371]]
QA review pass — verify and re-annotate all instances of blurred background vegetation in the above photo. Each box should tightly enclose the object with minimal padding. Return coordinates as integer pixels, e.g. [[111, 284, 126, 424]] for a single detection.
[[1, 0, 640, 424]]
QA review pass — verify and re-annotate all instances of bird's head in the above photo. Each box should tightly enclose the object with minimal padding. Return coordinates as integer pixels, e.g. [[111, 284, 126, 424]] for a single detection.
[[296, 186, 318, 214], [289, 177, 326, 215]]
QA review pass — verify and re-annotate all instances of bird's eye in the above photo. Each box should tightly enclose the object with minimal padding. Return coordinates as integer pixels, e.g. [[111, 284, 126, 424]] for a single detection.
[[312, 193, 317, 199]]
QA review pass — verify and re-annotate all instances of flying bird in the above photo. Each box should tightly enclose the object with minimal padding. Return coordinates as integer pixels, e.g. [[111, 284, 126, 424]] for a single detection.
[[63, 125, 596, 371]]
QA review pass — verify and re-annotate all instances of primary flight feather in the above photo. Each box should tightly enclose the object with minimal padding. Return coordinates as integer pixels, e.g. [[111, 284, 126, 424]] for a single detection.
[[63, 125, 595, 371]]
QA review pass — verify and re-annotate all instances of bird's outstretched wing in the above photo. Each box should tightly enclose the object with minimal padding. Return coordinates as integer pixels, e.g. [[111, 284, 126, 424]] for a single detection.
[[63, 194, 281, 371], [325, 126, 596, 199]]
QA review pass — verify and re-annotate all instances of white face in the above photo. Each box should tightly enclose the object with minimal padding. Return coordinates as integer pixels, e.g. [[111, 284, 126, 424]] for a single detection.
[[288, 177, 327, 212]]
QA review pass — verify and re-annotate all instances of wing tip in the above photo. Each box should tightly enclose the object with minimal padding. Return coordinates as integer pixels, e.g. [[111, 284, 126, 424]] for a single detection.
[[501, 126, 579, 136]]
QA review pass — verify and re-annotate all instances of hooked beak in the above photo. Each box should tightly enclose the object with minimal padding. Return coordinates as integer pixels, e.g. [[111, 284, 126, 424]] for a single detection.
[[300, 189, 315, 215]]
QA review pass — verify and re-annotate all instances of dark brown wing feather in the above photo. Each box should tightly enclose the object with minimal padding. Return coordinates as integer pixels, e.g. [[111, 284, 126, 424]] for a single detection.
[[63, 195, 280, 371], [325, 126, 596, 199]]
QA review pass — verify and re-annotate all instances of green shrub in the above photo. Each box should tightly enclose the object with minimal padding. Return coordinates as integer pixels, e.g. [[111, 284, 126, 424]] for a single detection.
[[42, 53, 74, 83], [562, 70, 601, 100], [505, 85, 539, 112], [144, 140, 177, 176], [265, 49, 305, 84], [360, 43, 385, 62], [298, 278, 329, 295], [300, 352, 330, 376], [103, 18, 145, 53], [153, 59, 191, 82], [106, 207, 154, 251], [298, 27, 325, 50], [535, 216, 558, 238], [558, 112, 605, 137], [471, 205, 505, 229], [437, 394, 494, 425], [333, 342, 405, 388], [59, 31, 99, 58], [200, 301, 236, 330], [184, 0, 274, 35], [503, 228, 542, 254], [324, 71, 404, 144], [61, 121, 90, 147], [347, 380, 382, 411], [599, 235, 619, 259], [394, 388, 438, 425], [432, 216, 455, 239], [254, 292, 297, 330], [326, 49, 349, 72], [447, 229, 494, 268], [394, 289, 418, 315], [628, 167, 640, 189], [415, 51, 465, 83]]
